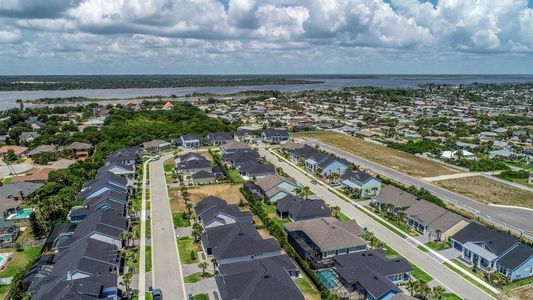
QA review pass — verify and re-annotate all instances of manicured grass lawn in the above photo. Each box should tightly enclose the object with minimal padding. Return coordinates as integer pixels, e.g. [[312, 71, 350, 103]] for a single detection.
[[443, 261, 496, 295], [425, 240, 451, 251], [146, 246, 152, 272], [295, 277, 320, 300], [442, 292, 462, 300], [164, 163, 174, 172], [502, 276, 533, 291], [410, 264, 433, 282], [0, 284, 10, 299], [192, 293, 209, 300], [0, 245, 42, 278], [177, 237, 200, 264], [173, 212, 191, 227], [383, 246, 401, 259], [183, 272, 214, 283]]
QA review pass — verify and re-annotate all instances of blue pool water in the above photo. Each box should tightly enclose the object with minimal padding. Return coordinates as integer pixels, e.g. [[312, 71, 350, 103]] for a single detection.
[[316, 269, 336, 289], [10, 209, 32, 220]]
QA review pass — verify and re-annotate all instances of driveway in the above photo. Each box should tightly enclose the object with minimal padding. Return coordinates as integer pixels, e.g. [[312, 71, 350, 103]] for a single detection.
[[185, 277, 218, 299], [439, 248, 461, 260]]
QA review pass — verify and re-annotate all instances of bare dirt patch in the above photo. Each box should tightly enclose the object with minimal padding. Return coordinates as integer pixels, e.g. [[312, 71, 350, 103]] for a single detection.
[[434, 176, 533, 209], [168, 183, 245, 213], [498, 285, 533, 300], [292, 131, 459, 178]]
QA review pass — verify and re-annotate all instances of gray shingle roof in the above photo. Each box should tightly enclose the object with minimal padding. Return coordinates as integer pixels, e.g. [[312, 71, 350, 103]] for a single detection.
[[375, 185, 417, 208], [276, 194, 331, 220], [497, 243, 533, 271], [452, 222, 518, 256]]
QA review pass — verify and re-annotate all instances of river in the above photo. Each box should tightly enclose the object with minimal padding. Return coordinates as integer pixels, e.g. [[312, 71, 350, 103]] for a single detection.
[[1, 75, 532, 110]]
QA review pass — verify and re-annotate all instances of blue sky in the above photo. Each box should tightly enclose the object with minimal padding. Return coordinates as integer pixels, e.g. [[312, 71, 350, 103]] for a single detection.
[[0, 0, 532, 75]]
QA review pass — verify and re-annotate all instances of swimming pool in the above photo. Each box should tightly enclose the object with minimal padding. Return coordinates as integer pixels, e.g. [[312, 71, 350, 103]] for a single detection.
[[8, 209, 33, 220], [316, 269, 336, 289]]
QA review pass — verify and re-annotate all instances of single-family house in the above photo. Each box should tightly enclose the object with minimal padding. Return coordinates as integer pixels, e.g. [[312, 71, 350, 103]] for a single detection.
[[285, 217, 367, 268], [27, 145, 56, 157], [201, 223, 282, 265], [262, 128, 289, 144], [255, 174, 299, 203], [177, 159, 212, 176], [305, 153, 349, 176], [216, 255, 304, 300], [238, 161, 276, 180], [452, 222, 533, 280], [180, 134, 202, 148], [276, 195, 331, 221], [341, 170, 382, 197], [220, 141, 252, 155], [105, 146, 141, 166], [405, 200, 468, 241], [142, 139, 171, 153], [234, 128, 258, 144], [0, 182, 44, 202], [207, 132, 233, 145], [0, 226, 19, 243], [194, 196, 253, 228], [372, 185, 417, 213], [20, 132, 40, 143], [64, 142, 94, 159], [332, 249, 412, 300], [0, 145, 28, 158]]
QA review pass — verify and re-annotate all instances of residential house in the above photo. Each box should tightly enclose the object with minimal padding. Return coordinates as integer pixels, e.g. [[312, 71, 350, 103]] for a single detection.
[[234, 128, 258, 143], [341, 170, 382, 197], [191, 171, 216, 185], [288, 117, 314, 131], [216, 255, 304, 300], [201, 223, 282, 265], [452, 222, 533, 280], [220, 141, 252, 155], [262, 128, 289, 144], [0, 226, 19, 243], [332, 249, 412, 300], [276, 194, 331, 221], [142, 139, 171, 153], [162, 101, 174, 110], [207, 132, 233, 145], [238, 161, 276, 180], [20, 132, 40, 143], [180, 134, 202, 148], [194, 196, 253, 228], [405, 200, 468, 241], [11, 167, 53, 183], [285, 217, 367, 268], [255, 174, 299, 203], [304, 152, 349, 176], [105, 146, 141, 166], [221, 151, 259, 168], [372, 185, 418, 212], [0, 196, 20, 227], [177, 159, 212, 176], [0, 145, 28, 158], [0, 182, 44, 202], [64, 142, 93, 159], [176, 152, 205, 164], [27, 145, 56, 157], [97, 163, 135, 185]]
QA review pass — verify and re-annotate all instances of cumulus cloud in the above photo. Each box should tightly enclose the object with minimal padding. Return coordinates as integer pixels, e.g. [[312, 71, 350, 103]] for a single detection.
[[0, 0, 532, 73]]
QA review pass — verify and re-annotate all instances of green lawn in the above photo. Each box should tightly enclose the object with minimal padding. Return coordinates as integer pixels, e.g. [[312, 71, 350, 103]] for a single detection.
[[192, 293, 209, 300], [425, 240, 451, 251], [443, 261, 496, 295], [295, 277, 319, 298], [502, 275, 533, 291], [410, 264, 433, 282], [383, 246, 401, 259], [335, 212, 351, 221], [0, 245, 42, 279], [177, 237, 200, 264], [441, 292, 462, 300], [0, 284, 10, 299], [164, 163, 174, 172], [1, 177, 12, 184], [183, 272, 214, 283], [173, 212, 191, 227], [146, 246, 152, 272]]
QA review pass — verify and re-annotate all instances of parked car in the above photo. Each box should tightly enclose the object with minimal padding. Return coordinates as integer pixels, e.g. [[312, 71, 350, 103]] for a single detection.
[[310, 180, 317, 185], [152, 288, 162, 300]]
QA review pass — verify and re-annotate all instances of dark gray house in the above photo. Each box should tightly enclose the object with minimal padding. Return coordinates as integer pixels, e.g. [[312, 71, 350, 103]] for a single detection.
[[194, 196, 253, 228], [207, 132, 233, 145], [276, 195, 331, 221]]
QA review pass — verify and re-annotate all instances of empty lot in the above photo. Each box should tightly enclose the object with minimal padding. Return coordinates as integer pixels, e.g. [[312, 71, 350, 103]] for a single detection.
[[169, 183, 245, 212], [434, 176, 533, 209], [293, 131, 459, 178]]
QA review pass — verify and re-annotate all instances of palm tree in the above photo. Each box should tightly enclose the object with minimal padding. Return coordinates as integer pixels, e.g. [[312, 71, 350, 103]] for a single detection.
[[120, 231, 133, 248], [432, 286, 445, 300], [296, 186, 312, 200], [198, 261, 209, 276], [120, 271, 133, 298], [185, 202, 193, 216], [192, 222, 203, 243], [406, 280, 417, 296], [330, 206, 341, 219]]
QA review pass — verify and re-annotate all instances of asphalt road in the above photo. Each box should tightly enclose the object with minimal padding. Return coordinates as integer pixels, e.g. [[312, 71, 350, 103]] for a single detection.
[[259, 147, 495, 300], [301, 138, 533, 235], [149, 156, 187, 299]]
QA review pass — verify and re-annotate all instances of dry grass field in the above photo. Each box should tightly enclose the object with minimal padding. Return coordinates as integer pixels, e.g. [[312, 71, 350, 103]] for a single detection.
[[168, 183, 245, 213], [292, 131, 459, 178], [498, 285, 533, 300], [434, 176, 533, 209]]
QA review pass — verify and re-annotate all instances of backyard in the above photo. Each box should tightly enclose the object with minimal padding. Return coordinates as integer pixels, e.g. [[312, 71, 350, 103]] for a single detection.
[[292, 131, 460, 178], [433, 176, 533, 209]]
